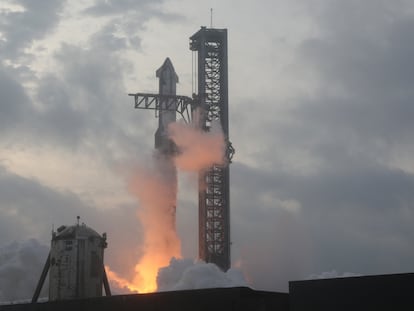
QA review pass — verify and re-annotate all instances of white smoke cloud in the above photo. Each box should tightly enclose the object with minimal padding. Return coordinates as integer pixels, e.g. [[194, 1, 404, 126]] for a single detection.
[[168, 119, 226, 171], [105, 116, 228, 293], [156, 258, 248, 291], [0, 239, 49, 303]]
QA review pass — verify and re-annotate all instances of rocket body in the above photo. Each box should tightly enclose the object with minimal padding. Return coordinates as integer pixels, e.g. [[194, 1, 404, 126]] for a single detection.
[[155, 58, 178, 154], [154, 58, 179, 232]]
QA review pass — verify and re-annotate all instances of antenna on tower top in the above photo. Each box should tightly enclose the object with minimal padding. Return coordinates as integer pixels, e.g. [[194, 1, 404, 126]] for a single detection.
[[210, 8, 213, 28]]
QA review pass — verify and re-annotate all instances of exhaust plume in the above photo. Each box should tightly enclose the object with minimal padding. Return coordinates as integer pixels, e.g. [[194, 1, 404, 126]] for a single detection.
[[107, 117, 227, 293], [157, 258, 247, 291], [107, 154, 181, 293], [168, 120, 226, 171]]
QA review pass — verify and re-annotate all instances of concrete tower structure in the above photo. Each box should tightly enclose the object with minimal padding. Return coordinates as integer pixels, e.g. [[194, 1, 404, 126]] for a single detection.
[[49, 222, 107, 300], [32, 219, 111, 303]]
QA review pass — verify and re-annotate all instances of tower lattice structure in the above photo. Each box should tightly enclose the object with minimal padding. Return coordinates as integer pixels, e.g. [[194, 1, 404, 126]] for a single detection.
[[190, 27, 232, 271], [129, 26, 233, 272]]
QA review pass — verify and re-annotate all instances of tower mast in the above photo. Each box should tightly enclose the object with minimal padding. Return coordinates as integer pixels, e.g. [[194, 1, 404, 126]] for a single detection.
[[190, 26, 232, 271], [129, 27, 233, 272]]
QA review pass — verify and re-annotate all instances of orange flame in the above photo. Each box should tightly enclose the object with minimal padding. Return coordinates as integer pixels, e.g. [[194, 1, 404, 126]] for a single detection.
[[107, 155, 181, 293], [106, 121, 225, 293], [105, 251, 178, 294], [105, 265, 140, 293]]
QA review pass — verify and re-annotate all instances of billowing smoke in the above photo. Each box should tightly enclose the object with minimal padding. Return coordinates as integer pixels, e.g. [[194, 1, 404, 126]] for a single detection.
[[106, 154, 181, 293], [168, 120, 226, 171], [128, 155, 181, 292], [0, 239, 49, 303], [157, 258, 247, 291], [0, 117, 230, 297], [0, 117, 238, 299], [106, 117, 231, 293]]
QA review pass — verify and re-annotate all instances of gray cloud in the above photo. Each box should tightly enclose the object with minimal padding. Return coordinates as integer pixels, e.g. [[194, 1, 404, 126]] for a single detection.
[[84, 0, 161, 16], [83, 0, 183, 23], [0, 163, 143, 285], [229, 0, 414, 282], [296, 0, 414, 147], [0, 2, 163, 286], [0, 239, 49, 302], [41, 43, 154, 159], [34, 73, 87, 147], [0, 0, 66, 59], [83, 0, 185, 55], [0, 68, 31, 133], [90, 24, 130, 51], [0, 0, 183, 155], [230, 158, 414, 291], [0, 42, 152, 163], [1, 0, 414, 296], [0, 165, 91, 243]]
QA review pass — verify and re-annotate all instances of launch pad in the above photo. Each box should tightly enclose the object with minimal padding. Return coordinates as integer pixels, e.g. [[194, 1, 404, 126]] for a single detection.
[[10, 23, 414, 311], [129, 26, 233, 271]]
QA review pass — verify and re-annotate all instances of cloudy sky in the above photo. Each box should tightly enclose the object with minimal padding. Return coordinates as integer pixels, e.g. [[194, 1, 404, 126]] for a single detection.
[[1, 0, 414, 296]]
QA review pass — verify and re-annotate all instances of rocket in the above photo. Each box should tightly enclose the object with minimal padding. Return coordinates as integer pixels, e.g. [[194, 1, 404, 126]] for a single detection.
[[154, 58, 179, 230], [155, 57, 179, 155]]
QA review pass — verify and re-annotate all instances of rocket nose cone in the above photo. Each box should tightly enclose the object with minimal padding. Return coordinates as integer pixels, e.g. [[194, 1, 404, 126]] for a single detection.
[[156, 58, 179, 83]]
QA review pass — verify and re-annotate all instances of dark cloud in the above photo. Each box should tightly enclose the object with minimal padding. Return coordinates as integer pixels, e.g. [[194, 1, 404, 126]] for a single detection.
[[230, 0, 414, 278], [296, 0, 414, 147], [41, 43, 154, 158], [0, 239, 49, 302], [34, 73, 87, 147], [0, 165, 92, 243], [84, 0, 161, 16], [231, 0, 414, 163], [0, 0, 66, 59], [187, 1, 414, 290], [83, 0, 183, 23], [0, 41, 152, 162], [230, 159, 414, 291], [0, 68, 32, 132], [0, 0, 179, 154], [0, 164, 143, 284], [83, 0, 185, 55], [0, 2, 158, 281], [90, 24, 130, 51], [1, 0, 414, 296]]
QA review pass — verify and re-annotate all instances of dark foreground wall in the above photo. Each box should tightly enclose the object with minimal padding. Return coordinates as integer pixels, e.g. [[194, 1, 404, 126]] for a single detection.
[[0, 287, 289, 311], [289, 272, 414, 311], [4, 272, 414, 311]]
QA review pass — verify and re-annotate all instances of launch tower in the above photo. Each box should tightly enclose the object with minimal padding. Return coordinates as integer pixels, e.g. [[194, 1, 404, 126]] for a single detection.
[[190, 27, 232, 271], [129, 26, 233, 271]]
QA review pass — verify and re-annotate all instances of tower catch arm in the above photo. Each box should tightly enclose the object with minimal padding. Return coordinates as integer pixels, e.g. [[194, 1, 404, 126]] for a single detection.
[[128, 93, 196, 123]]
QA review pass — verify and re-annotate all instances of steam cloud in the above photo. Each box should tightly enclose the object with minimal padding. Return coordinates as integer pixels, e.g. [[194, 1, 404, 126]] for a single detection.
[[127, 154, 181, 292], [0, 118, 236, 300], [0, 239, 49, 303], [157, 258, 247, 291], [106, 118, 229, 293], [153, 122, 248, 292], [106, 152, 181, 293], [168, 120, 226, 171]]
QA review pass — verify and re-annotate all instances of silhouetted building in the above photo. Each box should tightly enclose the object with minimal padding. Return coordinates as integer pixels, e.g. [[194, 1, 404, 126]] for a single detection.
[[289, 272, 414, 310]]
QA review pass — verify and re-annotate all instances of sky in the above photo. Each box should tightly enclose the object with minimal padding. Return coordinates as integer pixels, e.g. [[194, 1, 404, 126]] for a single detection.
[[1, 0, 414, 298]]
